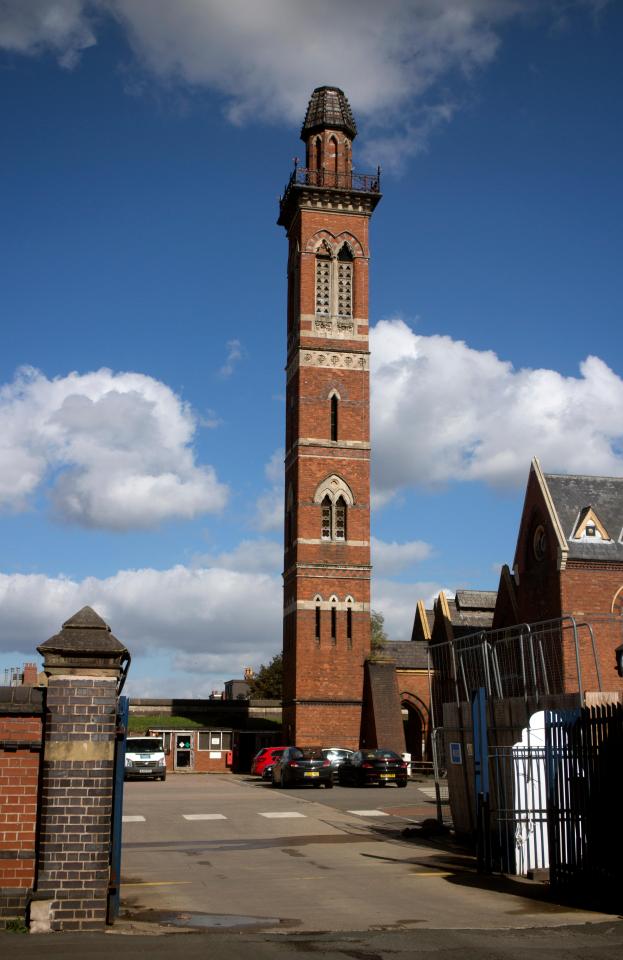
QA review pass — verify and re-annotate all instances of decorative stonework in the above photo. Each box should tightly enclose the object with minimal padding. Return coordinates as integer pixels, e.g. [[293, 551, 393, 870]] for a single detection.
[[288, 349, 369, 380], [284, 597, 370, 616]]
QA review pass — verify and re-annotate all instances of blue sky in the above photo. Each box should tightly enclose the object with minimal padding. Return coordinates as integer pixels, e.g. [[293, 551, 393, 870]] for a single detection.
[[1, 1, 622, 695]]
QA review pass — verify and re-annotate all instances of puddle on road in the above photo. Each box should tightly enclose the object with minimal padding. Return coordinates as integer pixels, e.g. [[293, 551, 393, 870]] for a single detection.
[[125, 909, 287, 930]]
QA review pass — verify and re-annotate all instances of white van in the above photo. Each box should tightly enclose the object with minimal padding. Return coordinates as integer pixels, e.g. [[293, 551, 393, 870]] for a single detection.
[[124, 736, 167, 781]]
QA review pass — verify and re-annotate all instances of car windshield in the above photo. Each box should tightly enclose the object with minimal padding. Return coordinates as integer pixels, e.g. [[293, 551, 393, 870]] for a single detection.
[[292, 747, 322, 760], [127, 739, 163, 753], [362, 750, 401, 761]]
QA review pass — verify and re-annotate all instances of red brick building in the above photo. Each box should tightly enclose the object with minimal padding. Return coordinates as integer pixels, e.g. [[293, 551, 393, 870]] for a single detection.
[[278, 87, 381, 747], [493, 457, 623, 694]]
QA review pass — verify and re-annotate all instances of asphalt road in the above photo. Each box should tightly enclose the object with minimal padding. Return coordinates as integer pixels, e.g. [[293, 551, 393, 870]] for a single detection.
[[113, 773, 614, 934], [3, 774, 622, 957]]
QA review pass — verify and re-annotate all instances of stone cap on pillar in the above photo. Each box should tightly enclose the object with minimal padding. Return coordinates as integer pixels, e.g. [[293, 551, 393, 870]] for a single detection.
[[37, 606, 129, 679]]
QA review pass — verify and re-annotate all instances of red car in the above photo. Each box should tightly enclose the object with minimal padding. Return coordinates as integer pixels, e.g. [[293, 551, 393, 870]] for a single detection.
[[250, 746, 287, 779]]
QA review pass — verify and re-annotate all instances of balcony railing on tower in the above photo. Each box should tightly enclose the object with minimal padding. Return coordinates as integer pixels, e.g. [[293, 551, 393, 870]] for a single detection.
[[279, 161, 381, 211]]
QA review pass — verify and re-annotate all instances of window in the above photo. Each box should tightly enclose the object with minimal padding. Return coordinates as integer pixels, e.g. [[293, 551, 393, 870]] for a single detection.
[[329, 135, 338, 172], [331, 605, 337, 644], [197, 731, 231, 751], [321, 496, 332, 540], [334, 497, 347, 540], [347, 604, 353, 647], [315, 254, 331, 315], [314, 475, 353, 542], [315, 603, 321, 645], [330, 394, 338, 441], [337, 244, 353, 317]]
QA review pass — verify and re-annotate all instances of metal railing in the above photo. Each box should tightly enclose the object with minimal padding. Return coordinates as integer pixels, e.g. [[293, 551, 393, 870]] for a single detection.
[[427, 616, 605, 729], [280, 163, 381, 204]]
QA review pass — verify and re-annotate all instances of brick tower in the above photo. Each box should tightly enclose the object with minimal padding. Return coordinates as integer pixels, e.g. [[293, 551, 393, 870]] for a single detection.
[[278, 86, 381, 748]]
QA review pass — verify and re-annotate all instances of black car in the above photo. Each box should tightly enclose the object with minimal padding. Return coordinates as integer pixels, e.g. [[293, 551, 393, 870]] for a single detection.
[[337, 749, 408, 787], [272, 746, 333, 789], [321, 747, 354, 781]]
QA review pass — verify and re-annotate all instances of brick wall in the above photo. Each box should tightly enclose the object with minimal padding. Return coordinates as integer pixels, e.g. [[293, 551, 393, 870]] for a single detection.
[[0, 693, 43, 928], [396, 670, 432, 762], [360, 660, 406, 755], [35, 676, 117, 932]]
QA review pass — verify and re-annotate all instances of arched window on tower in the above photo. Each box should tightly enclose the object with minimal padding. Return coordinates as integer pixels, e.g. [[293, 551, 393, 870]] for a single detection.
[[321, 495, 332, 540], [312, 136, 322, 183], [330, 394, 338, 442], [330, 597, 338, 645], [314, 475, 353, 543], [334, 497, 347, 541], [337, 244, 353, 318], [346, 598, 353, 649], [328, 135, 338, 185], [315, 596, 322, 646], [315, 249, 331, 316]]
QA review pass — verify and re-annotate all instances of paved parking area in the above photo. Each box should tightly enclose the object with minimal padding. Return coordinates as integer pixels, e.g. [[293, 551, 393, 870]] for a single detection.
[[118, 774, 613, 934]]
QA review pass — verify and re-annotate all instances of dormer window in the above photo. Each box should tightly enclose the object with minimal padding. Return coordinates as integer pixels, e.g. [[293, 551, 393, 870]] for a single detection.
[[572, 506, 610, 543]]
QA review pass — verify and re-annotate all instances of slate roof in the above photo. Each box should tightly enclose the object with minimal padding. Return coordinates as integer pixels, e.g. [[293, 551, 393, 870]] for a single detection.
[[384, 641, 428, 670], [455, 590, 497, 611], [301, 86, 357, 140], [0, 685, 44, 713], [545, 473, 623, 562], [446, 590, 497, 635], [38, 605, 127, 655]]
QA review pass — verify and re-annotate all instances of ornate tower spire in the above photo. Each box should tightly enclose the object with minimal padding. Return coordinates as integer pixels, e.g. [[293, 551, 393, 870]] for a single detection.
[[278, 87, 381, 748]]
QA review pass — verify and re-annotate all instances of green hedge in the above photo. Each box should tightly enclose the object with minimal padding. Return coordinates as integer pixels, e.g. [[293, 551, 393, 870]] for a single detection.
[[127, 714, 205, 734]]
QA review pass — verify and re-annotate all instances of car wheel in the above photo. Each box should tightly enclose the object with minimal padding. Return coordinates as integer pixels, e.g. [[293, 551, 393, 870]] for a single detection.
[[397, 781, 407, 788], [324, 780, 333, 789], [271, 776, 280, 788], [281, 774, 288, 789]]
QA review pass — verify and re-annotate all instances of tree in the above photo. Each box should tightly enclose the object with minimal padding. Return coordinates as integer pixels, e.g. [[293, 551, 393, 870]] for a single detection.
[[247, 653, 283, 699], [370, 609, 388, 653]]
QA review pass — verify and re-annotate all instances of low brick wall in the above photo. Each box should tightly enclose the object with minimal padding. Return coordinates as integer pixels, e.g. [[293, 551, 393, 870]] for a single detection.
[[0, 688, 44, 928]]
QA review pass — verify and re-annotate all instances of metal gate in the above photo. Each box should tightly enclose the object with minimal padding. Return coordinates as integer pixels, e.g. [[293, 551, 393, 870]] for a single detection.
[[107, 695, 128, 923], [484, 702, 623, 909], [545, 702, 623, 909]]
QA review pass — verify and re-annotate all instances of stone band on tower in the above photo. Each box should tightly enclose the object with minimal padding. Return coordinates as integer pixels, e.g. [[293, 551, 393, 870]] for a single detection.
[[278, 87, 381, 748]]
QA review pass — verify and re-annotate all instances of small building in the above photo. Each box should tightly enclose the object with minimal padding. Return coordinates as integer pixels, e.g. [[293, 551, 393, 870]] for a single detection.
[[224, 679, 251, 700]]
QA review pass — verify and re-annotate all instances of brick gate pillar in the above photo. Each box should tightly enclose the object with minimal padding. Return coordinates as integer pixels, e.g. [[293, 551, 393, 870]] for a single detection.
[[31, 607, 129, 933]]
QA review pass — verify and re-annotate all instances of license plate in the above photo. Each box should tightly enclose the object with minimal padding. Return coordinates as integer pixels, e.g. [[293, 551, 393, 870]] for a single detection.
[[304, 771, 319, 777], [138, 768, 152, 773], [380, 773, 395, 779]]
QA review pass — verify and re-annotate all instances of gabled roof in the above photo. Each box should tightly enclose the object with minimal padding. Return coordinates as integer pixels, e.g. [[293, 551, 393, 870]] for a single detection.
[[544, 472, 623, 562], [455, 590, 497, 611]]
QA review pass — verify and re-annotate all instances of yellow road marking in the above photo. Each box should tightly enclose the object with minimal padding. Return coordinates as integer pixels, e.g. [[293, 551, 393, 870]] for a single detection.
[[411, 871, 454, 877]]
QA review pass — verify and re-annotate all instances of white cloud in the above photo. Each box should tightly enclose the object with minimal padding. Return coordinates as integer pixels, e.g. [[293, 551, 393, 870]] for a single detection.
[[218, 339, 242, 379], [0, 2, 611, 165], [370, 319, 623, 502], [0, 564, 282, 694], [0, 564, 448, 690], [372, 578, 444, 641], [371, 536, 432, 575], [253, 448, 284, 532], [0, 366, 228, 529], [0, 0, 96, 67], [194, 538, 282, 575]]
